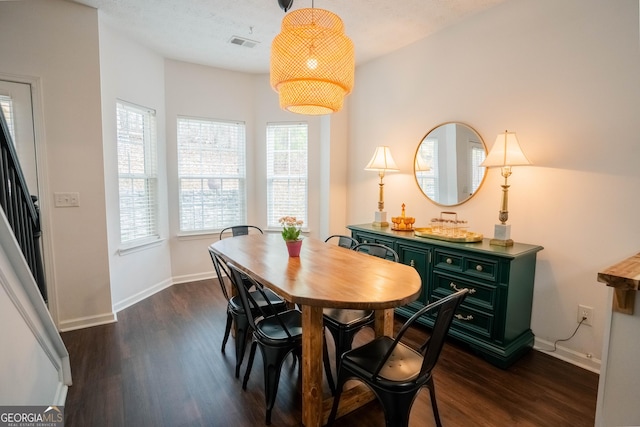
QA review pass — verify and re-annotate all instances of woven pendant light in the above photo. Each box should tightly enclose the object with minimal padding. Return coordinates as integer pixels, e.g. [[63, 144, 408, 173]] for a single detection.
[[270, 8, 355, 115]]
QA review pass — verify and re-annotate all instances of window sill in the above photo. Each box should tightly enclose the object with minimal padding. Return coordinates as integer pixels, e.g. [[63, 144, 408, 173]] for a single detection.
[[176, 231, 220, 241], [118, 237, 164, 256]]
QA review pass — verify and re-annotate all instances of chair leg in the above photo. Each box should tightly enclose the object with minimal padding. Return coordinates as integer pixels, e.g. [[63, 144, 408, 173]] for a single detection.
[[328, 327, 357, 377], [221, 311, 233, 352], [327, 368, 347, 426], [323, 331, 336, 395], [377, 389, 416, 427], [426, 376, 442, 427], [233, 313, 250, 378], [259, 345, 293, 425], [242, 340, 258, 390]]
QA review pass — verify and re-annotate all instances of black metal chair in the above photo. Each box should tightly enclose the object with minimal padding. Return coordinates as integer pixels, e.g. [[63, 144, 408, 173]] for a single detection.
[[322, 242, 400, 394], [208, 248, 287, 378], [324, 234, 358, 249], [218, 224, 269, 312], [327, 289, 469, 427], [219, 224, 263, 239], [353, 242, 400, 262], [227, 262, 334, 425]]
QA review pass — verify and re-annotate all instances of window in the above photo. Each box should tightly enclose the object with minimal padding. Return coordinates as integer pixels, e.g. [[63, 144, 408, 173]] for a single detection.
[[266, 122, 308, 228], [470, 143, 486, 193], [177, 117, 246, 232], [116, 101, 158, 245], [0, 95, 15, 140], [416, 138, 438, 200]]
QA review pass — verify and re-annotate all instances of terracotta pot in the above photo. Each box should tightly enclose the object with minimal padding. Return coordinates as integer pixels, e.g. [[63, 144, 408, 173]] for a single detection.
[[285, 239, 302, 257]]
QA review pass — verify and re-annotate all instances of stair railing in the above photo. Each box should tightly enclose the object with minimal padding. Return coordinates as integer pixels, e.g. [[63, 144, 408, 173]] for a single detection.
[[0, 110, 47, 303]]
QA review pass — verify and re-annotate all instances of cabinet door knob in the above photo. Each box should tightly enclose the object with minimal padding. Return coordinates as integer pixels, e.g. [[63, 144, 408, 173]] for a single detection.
[[410, 259, 415, 267], [446, 258, 453, 264], [449, 282, 476, 294], [455, 314, 474, 321], [475, 264, 483, 272]]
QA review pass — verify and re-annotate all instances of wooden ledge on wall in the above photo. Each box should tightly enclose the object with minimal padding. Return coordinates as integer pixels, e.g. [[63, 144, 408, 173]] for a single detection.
[[597, 252, 640, 315]]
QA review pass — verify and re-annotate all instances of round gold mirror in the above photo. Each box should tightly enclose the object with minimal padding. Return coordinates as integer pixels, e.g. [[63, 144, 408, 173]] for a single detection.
[[414, 122, 487, 206]]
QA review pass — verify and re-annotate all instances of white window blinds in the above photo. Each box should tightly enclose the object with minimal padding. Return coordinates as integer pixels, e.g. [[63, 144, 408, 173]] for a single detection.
[[470, 145, 486, 193], [177, 117, 246, 232], [0, 95, 15, 141], [116, 101, 159, 244], [416, 138, 438, 200], [266, 122, 308, 228]]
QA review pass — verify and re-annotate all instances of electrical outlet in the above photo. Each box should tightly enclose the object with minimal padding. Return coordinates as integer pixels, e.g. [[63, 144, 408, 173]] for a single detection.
[[577, 305, 593, 326]]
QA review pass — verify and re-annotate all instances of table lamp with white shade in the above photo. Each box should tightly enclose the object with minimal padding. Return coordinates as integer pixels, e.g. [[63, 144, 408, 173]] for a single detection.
[[480, 130, 531, 246], [365, 146, 399, 227]]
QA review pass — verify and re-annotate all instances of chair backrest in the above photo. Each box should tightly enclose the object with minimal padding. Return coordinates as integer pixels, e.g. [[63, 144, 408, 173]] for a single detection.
[[208, 247, 231, 301], [219, 225, 263, 240], [226, 262, 295, 340], [354, 242, 399, 262], [324, 234, 358, 249], [373, 289, 468, 381]]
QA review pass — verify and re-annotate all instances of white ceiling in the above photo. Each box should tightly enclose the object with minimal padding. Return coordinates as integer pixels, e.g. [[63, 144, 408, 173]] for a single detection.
[[72, 0, 509, 74]]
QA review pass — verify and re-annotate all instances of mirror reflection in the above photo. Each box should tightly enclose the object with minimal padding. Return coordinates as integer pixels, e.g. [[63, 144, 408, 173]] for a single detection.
[[414, 122, 487, 206]]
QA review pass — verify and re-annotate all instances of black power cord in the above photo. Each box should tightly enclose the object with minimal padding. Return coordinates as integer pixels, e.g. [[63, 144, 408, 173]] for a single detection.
[[546, 316, 587, 352]]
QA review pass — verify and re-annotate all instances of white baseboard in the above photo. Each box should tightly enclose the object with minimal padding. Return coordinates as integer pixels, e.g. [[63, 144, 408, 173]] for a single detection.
[[58, 311, 117, 332], [111, 278, 173, 314], [534, 337, 601, 374], [172, 271, 215, 285]]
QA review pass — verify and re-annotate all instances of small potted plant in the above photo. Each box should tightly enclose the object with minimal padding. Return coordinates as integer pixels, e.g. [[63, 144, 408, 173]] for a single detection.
[[279, 216, 304, 256]]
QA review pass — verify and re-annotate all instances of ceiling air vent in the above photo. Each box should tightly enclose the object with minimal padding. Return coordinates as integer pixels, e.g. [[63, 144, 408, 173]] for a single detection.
[[228, 36, 259, 49]]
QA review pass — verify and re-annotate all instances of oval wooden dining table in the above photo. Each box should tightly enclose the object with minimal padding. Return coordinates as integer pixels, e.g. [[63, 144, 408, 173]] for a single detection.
[[209, 233, 422, 427]]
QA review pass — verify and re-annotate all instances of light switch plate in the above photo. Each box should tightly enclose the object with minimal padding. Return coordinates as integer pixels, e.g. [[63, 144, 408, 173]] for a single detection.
[[54, 192, 80, 207]]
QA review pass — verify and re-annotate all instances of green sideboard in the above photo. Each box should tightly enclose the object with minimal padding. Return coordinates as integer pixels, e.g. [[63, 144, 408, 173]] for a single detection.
[[348, 224, 543, 368]]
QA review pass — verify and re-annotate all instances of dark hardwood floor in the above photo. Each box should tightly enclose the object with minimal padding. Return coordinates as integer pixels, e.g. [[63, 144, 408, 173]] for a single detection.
[[61, 279, 598, 426]]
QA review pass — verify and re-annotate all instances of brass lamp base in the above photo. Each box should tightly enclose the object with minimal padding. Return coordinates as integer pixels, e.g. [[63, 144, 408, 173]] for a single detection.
[[490, 224, 513, 246], [372, 221, 389, 227], [372, 211, 389, 228], [490, 238, 514, 247]]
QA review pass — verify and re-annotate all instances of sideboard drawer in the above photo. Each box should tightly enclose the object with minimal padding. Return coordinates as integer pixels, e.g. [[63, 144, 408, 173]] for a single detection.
[[425, 295, 494, 340], [463, 256, 498, 282], [434, 248, 498, 283], [433, 250, 463, 272], [450, 304, 494, 340], [432, 272, 498, 312]]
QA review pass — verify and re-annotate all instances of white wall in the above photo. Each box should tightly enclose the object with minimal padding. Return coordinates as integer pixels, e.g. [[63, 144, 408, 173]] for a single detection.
[[320, 109, 351, 238], [348, 0, 640, 371], [0, 0, 113, 330], [98, 20, 173, 312]]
